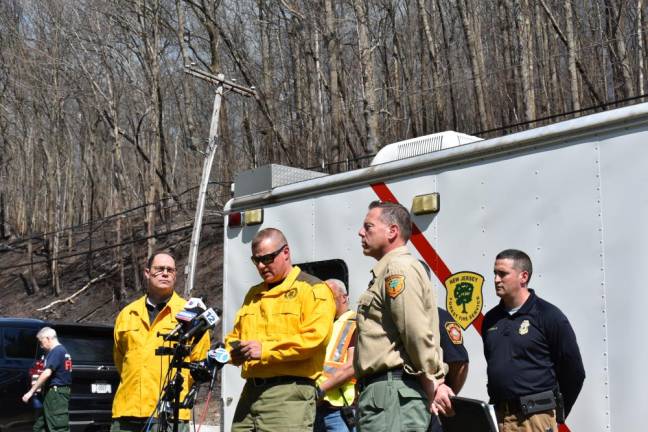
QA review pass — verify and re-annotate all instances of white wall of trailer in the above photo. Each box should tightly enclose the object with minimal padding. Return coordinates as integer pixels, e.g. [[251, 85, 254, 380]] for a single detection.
[[220, 103, 648, 431]]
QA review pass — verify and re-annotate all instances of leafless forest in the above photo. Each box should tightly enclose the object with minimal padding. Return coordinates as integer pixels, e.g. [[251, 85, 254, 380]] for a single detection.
[[0, 0, 646, 300]]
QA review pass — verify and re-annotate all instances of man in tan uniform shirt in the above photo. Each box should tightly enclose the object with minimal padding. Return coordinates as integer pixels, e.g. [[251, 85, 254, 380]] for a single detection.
[[355, 201, 453, 431]]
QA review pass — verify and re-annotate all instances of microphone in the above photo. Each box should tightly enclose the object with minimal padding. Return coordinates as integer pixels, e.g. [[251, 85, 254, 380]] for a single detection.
[[207, 346, 230, 367], [206, 345, 230, 390], [163, 297, 206, 341], [186, 344, 230, 388], [179, 307, 221, 342]]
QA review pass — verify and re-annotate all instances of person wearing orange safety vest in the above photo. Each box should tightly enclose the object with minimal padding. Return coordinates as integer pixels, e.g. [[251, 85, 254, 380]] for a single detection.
[[315, 279, 357, 432]]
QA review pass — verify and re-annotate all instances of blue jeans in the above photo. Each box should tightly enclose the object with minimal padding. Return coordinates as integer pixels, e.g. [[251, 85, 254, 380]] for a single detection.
[[315, 405, 356, 432]]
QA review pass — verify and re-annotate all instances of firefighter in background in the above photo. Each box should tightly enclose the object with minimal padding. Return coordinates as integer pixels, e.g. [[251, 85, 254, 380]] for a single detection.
[[418, 260, 470, 431], [482, 249, 585, 432], [355, 201, 452, 432], [429, 308, 469, 432], [314, 278, 357, 432], [22, 327, 72, 432], [225, 228, 335, 431]]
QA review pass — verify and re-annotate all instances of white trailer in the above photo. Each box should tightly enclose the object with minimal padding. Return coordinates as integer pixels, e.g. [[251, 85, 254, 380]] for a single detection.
[[220, 102, 648, 431]]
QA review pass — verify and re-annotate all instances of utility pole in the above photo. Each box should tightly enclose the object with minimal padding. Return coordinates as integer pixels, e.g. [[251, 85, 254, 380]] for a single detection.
[[183, 65, 255, 297]]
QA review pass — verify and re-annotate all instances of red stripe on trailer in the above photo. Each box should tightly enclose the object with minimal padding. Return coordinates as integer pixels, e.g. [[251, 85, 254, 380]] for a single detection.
[[371, 181, 486, 336]]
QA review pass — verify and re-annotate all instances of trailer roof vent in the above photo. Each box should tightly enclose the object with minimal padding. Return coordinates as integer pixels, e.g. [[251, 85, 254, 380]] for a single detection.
[[370, 131, 482, 165], [234, 163, 327, 197]]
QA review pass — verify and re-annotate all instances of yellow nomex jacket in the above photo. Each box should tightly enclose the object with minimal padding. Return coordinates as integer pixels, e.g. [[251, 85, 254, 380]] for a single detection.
[[225, 266, 335, 379], [112, 292, 210, 420]]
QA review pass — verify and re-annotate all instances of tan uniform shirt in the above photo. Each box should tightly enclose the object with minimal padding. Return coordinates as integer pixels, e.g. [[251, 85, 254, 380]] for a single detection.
[[354, 246, 445, 382]]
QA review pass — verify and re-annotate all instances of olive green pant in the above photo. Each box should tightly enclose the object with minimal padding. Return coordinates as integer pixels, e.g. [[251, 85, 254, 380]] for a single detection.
[[110, 417, 189, 432], [33, 386, 70, 432], [356, 379, 431, 432], [232, 381, 316, 431]]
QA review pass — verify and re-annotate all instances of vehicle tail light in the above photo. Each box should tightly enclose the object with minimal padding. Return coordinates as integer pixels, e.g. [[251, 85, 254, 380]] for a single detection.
[[228, 212, 242, 228], [29, 358, 45, 391]]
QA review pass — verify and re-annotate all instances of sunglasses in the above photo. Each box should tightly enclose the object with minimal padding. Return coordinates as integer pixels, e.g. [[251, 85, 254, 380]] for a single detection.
[[251, 244, 287, 266]]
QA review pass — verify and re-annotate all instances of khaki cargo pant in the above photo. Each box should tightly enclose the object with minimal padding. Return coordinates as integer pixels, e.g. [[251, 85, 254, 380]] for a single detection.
[[232, 381, 316, 431], [356, 379, 431, 432], [33, 386, 70, 432], [496, 408, 558, 432]]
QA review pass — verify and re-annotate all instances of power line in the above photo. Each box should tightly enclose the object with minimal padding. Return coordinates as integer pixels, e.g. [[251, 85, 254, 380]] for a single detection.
[[5, 183, 231, 246], [0, 220, 223, 272]]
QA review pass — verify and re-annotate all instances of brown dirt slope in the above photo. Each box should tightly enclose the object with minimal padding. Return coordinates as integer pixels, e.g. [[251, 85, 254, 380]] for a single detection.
[[0, 223, 223, 325]]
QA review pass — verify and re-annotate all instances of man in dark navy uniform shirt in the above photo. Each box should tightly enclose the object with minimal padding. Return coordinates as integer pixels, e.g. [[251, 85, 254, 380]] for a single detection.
[[482, 249, 585, 432], [22, 327, 72, 432], [430, 308, 469, 432]]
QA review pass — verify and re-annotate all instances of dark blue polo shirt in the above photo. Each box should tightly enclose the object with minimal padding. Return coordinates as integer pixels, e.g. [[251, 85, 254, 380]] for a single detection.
[[482, 289, 585, 416], [45, 344, 72, 387], [438, 307, 469, 364]]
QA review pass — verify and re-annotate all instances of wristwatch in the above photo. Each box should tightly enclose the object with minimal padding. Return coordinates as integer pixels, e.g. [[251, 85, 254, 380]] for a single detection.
[[316, 385, 325, 400]]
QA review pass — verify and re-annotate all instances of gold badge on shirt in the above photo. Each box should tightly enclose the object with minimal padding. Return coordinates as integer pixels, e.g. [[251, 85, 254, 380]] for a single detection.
[[284, 288, 298, 299], [385, 275, 405, 298], [519, 319, 530, 335]]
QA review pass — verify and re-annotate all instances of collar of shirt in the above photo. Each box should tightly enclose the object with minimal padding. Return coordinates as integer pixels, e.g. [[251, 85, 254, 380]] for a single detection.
[[500, 288, 537, 316], [130, 291, 185, 326], [249, 265, 302, 298], [146, 296, 169, 311], [370, 245, 409, 279]]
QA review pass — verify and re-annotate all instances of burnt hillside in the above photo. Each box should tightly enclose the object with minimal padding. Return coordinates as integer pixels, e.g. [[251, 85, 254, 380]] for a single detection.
[[0, 215, 224, 327]]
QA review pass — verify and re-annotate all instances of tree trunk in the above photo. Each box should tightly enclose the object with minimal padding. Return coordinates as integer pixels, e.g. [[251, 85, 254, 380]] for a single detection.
[[566, 0, 581, 111], [352, 0, 379, 153], [637, 0, 645, 95], [517, 0, 536, 122], [324, 0, 343, 163], [417, 0, 445, 131], [456, 0, 489, 131]]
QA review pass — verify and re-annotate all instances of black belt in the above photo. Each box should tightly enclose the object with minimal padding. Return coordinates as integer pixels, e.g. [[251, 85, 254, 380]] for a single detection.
[[495, 390, 556, 416], [247, 376, 315, 387], [358, 369, 416, 390], [494, 399, 522, 414]]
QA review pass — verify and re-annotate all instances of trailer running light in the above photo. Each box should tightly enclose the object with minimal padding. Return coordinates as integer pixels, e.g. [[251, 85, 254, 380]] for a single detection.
[[244, 208, 264, 225], [411, 193, 440, 215], [228, 212, 242, 228]]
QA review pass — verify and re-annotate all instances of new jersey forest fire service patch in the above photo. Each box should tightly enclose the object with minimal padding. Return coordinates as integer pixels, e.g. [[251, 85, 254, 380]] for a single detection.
[[444, 271, 484, 330]]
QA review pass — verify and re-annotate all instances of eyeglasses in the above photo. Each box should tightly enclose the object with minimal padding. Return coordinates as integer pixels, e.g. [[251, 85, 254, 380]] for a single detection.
[[251, 244, 287, 266], [150, 266, 177, 275]]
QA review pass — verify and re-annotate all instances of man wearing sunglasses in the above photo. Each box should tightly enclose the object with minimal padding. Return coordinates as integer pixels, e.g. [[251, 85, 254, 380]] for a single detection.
[[111, 250, 210, 432], [225, 228, 336, 431]]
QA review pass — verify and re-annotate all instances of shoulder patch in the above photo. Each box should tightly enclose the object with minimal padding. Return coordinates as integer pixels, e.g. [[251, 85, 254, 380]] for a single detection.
[[295, 270, 322, 285], [445, 322, 463, 345], [385, 275, 405, 298]]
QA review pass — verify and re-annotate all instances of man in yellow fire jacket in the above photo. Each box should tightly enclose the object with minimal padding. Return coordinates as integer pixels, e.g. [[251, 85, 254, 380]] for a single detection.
[[225, 228, 336, 431], [314, 278, 357, 432], [111, 250, 210, 432]]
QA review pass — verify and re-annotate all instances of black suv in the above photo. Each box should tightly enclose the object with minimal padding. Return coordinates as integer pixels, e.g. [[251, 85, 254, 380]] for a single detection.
[[0, 318, 119, 432]]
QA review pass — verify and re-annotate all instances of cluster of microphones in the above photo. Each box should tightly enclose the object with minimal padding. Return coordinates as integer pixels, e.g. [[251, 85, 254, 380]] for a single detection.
[[157, 298, 229, 389], [164, 297, 221, 343]]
